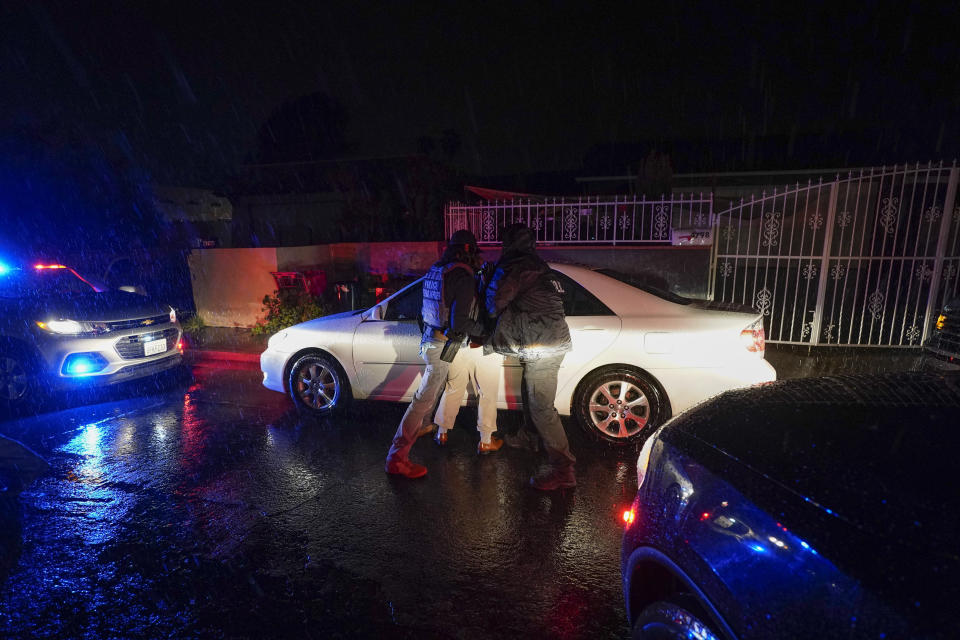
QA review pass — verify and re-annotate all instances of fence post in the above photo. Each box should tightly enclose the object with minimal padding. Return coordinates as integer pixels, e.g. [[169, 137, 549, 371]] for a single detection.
[[809, 180, 840, 345], [707, 193, 718, 300], [922, 166, 959, 343]]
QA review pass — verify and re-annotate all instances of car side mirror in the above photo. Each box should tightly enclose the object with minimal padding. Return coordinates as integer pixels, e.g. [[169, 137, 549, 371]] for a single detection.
[[367, 304, 384, 321]]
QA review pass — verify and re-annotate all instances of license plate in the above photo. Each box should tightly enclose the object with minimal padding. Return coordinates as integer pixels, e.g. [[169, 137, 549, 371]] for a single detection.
[[144, 338, 167, 356]]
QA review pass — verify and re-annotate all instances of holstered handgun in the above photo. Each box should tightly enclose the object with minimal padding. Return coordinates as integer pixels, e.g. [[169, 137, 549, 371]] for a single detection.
[[439, 329, 466, 362]]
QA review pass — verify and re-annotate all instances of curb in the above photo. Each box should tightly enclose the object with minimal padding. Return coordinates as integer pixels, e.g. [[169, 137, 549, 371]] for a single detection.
[[187, 349, 261, 364]]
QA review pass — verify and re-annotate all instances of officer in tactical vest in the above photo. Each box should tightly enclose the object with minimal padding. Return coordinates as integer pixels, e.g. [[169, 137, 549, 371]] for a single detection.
[[385, 229, 486, 478]]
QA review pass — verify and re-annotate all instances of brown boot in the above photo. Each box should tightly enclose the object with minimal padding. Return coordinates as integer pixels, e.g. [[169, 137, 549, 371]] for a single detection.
[[529, 465, 576, 490], [385, 458, 428, 479], [477, 435, 504, 455]]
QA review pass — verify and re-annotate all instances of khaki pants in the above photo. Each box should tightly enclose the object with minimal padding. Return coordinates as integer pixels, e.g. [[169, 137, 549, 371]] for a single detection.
[[435, 346, 502, 441], [386, 336, 470, 463]]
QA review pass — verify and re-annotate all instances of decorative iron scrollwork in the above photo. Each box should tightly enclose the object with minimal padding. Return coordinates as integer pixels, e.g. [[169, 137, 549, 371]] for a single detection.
[[822, 323, 836, 341], [482, 210, 496, 241], [867, 290, 884, 320], [905, 324, 921, 345], [654, 204, 670, 239], [754, 287, 772, 316], [761, 211, 781, 247], [563, 207, 578, 240], [808, 212, 824, 231], [944, 263, 958, 283], [879, 197, 899, 234]]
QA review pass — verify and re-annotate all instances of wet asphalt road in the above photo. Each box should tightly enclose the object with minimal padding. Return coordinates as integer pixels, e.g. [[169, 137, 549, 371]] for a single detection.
[[0, 360, 637, 639]]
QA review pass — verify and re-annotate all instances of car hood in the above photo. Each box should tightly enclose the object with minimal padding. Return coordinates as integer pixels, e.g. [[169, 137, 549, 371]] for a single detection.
[[283, 309, 366, 340], [678, 374, 960, 555], [27, 291, 169, 322]]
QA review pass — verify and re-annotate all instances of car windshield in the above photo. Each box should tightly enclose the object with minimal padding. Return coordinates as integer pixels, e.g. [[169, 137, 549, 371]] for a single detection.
[[595, 268, 692, 305], [0, 267, 95, 299]]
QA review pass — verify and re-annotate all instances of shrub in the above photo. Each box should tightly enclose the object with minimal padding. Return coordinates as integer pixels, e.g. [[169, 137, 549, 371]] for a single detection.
[[251, 290, 327, 337], [180, 313, 206, 338]]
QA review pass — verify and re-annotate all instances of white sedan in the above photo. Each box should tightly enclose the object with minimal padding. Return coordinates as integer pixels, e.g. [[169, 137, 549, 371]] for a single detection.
[[260, 263, 776, 446]]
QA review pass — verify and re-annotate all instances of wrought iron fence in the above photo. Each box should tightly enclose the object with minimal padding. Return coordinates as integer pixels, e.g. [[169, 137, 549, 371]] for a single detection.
[[445, 193, 713, 245], [709, 162, 960, 346], [444, 163, 960, 348]]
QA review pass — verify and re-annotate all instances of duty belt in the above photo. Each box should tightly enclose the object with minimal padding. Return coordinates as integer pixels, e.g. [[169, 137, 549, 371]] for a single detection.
[[425, 324, 448, 341]]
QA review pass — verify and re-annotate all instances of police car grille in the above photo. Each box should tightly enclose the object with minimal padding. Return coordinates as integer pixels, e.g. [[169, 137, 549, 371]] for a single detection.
[[106, 314, 169, 331], [115, 328, 179, 360]]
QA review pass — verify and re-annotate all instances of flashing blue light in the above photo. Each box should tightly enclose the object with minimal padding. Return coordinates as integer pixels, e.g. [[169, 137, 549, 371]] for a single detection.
[[800, 540, 810, 550], [62, 353, 107, 376], [0, 261, 10, 275], [750, 544, 767, 553]]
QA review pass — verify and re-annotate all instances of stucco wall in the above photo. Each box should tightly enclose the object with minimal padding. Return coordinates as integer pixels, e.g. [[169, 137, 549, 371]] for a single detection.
[[188, 248, 278, 327], [188, 242, 711, 327], [276, 242, 443, 282]]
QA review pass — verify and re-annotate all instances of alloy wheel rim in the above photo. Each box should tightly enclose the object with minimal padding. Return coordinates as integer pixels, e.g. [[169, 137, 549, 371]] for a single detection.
[[296, 363, 338, 409], [587, 379, 648, 439], [0, 357, 29, 401]]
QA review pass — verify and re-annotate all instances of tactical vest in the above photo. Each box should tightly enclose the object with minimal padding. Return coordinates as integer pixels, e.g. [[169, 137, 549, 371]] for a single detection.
[[421, 261, 473, 329]]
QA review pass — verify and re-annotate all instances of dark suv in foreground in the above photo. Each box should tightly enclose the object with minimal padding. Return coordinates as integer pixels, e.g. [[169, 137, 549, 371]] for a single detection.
[[621, 371, 959, 640], [0, 261, 182, 409]]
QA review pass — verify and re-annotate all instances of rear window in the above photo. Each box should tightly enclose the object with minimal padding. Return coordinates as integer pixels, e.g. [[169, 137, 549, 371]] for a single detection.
[[595, 269, 691, 305]]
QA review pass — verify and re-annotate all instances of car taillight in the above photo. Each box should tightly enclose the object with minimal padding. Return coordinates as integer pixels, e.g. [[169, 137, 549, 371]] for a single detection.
[[740, 322, 765, 353]]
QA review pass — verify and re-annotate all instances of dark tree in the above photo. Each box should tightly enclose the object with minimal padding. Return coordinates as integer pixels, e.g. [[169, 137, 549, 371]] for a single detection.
[[254, 92, 349, 164]]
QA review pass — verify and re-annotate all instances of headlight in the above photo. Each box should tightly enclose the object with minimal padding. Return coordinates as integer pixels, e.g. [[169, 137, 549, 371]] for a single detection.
[[169, 306, 177, 324], [38, 319, 84, 334], [37, 319, 110, 335]]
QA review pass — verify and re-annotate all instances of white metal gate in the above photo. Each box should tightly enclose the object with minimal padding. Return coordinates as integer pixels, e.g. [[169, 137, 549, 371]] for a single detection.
[[709, 163, 960, 346], [445, 193, 713, 245]]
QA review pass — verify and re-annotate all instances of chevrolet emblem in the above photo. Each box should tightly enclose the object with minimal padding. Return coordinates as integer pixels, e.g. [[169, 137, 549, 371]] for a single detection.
[[141, 318, 155, 326]]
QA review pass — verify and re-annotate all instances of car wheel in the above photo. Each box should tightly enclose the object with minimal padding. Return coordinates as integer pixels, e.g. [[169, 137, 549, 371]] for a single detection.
[[288, 353, 351, 416], [574, 367, 667, 446], [0, 350, 37, 408], [632, 601, 719, 640]]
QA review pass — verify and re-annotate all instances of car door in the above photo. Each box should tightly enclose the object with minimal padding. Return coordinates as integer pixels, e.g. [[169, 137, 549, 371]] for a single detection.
[[352, 280, 425, 401], [495, 270, 621, 410]]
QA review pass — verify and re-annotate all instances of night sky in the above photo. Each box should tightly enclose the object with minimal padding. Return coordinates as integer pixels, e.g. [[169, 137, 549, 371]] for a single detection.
[[2, 1, 960, 188]]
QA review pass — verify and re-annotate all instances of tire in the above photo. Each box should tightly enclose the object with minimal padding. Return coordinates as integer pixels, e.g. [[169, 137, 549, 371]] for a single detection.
[[573, 367, 667, 446], [0, 347, 39, 410], [287, 353, 351, 416], [631, 601, 719, 640]]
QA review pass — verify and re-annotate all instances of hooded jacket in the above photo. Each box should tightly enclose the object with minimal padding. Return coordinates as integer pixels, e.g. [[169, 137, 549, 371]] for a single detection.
[[484, 225, 572, 359]]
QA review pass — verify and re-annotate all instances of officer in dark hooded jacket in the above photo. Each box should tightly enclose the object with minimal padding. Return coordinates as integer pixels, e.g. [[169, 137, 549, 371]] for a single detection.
[[485, 223, 576, 490]]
